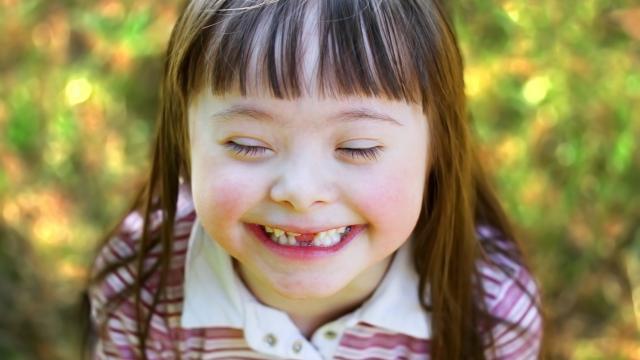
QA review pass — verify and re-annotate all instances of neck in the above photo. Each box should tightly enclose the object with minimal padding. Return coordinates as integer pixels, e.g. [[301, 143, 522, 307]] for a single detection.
[[235, 256, 392, 338]]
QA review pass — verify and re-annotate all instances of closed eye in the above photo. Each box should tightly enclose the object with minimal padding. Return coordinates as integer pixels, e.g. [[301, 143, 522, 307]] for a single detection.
[[224, 141, 270, 157], [224, 142, 383, 161], [337, 146, 383, 161]]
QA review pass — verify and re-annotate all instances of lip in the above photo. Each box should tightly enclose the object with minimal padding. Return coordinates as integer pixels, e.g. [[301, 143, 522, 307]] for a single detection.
[[245, 223, 365, 261]]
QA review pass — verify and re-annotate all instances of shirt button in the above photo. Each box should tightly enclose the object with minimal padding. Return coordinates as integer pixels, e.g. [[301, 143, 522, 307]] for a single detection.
[[264, 333, 277, 347], [292, 340, 303, 353], [324, 330, 337, 340]]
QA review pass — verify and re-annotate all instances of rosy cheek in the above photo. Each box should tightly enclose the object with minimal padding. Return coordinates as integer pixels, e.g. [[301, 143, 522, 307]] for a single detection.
[[357, 177, 407, 217], [351, 169, 425, 235], [210, 185, 242, 217], [194, 173, 254, 230]]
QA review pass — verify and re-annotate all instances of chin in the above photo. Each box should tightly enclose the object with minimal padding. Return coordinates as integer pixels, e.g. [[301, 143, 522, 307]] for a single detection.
[[272, 278, 347, 300]]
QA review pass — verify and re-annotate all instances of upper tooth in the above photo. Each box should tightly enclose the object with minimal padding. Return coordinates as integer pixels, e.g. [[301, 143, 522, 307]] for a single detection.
[[287, 234, 297, 245], [262, 221, 354, 247], [268, 225, 346, 243], [325, 234, 338, 246]]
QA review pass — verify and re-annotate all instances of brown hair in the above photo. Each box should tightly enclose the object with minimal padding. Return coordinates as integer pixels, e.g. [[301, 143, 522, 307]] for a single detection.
[[87, 0, 542, 358]]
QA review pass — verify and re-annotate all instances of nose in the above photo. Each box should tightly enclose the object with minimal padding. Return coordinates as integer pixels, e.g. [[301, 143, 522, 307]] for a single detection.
[[269, 154, 337, 212]]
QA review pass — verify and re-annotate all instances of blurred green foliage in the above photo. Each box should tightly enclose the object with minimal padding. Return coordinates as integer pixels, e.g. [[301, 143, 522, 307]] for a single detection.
[[0, 0, 638, 359], [450, 1, 640, 357]]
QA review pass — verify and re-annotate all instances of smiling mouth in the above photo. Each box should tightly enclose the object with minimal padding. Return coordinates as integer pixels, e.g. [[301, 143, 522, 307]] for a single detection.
[[258, 224, 353, 247]]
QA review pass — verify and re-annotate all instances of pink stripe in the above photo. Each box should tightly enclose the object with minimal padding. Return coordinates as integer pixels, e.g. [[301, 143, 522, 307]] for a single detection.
[[485, 293, 497, 301], [105, 236, 134, 261], [491, 269, 534, 317], [481, 272, 502, 285], [110, 297, 185, 318], [498, 315, 542, 359], [101, 284, 185, 319], [340, 328, 428, 353], [492, 298, 536, 345]]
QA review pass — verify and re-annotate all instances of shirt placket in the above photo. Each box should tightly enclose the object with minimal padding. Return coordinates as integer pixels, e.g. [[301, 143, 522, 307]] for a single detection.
[[243, 302, 324, 360], [310, 315, 356, 359]]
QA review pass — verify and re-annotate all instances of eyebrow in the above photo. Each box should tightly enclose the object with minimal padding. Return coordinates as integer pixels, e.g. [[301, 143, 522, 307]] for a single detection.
[[212, 105, 275, 123], [211, 105, 404, 126]]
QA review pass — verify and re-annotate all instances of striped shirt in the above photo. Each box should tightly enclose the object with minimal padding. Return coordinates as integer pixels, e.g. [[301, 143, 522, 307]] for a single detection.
[[89, 187, 542, 359]]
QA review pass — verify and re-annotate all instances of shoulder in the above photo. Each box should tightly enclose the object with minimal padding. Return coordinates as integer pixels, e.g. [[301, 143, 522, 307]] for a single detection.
[[88, 184, 197, 347], [90, 184, 196, 295], [476, 226, 543, 359]]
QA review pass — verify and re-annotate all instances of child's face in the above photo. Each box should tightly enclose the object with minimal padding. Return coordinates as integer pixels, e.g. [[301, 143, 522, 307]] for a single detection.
[[189, 92, 428, 300]]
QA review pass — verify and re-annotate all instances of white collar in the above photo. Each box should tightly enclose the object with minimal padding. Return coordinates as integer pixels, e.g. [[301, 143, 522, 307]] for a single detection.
[[181, 219, 431, 341]]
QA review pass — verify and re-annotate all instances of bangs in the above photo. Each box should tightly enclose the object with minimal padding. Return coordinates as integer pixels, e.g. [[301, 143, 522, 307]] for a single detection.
[[186, 0, 437, 103]]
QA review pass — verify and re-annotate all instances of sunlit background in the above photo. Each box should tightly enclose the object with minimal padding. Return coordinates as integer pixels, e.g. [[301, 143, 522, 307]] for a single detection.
[[0, 0, 638, 359]]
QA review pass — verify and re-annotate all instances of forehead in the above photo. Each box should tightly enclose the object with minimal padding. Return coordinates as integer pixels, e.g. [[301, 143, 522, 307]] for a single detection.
[[187, 0, 428, 104], [189, 91, 424, 129]]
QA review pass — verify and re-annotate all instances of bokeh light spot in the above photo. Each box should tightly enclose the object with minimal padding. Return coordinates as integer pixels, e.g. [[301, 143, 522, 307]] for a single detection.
[[464, 67, 489, 98], [2, 200, 21, 224], [58, 261, 87, 281], [503, 2, 520, 23], [64, 78, 93, 106], [523, 75, 552, 104]]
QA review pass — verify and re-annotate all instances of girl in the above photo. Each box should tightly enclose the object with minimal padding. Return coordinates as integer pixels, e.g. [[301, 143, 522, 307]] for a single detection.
[[87, 0, 543, 359]]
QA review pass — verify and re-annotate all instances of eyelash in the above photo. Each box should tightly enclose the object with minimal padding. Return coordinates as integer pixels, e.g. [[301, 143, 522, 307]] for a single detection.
[[224, 142, 383, 161], [224, 142, 269, 157], [337, 146, 383, 161]]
